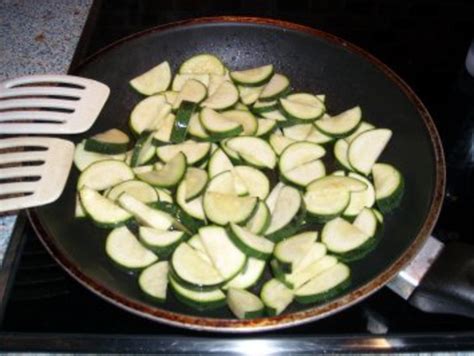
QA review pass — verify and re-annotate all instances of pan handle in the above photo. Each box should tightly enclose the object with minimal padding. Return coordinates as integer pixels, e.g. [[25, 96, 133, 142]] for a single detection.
[[408, 241, 474, 318]]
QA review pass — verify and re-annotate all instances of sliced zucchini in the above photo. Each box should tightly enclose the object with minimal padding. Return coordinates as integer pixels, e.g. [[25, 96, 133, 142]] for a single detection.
[[208, 148, 234, 178], [156, 140, 211, 165], [238, 85, 264, 105], [179, 54, 226, 75], [106, 179, 158, 203], [74, 141, 126, 171], [321, 217, 370, 254], [294, 263, 350, 303], [286, 255, 338, 290], [314, 106, 362, 138], [182, 167, 208, 201], [233, 102, 250, 111], [281, 159, 326, 187], [156, 188, 173, 203], [152, 113, 175, 144], [131, 131, 155, 167], [203, 192, 257, 225], [201, 81, 239, 110], [77, 159, 134, 191], [345, 121, 375, 143], [118, 193, 174, 230], [129, 61, 171, 96], [79, 188, 132, 228], [187, 234, 212, 264], [372, 208, 384, 224], [171, 101, 197, 143], [206, 170, 236, 194], [173, 79, 207, 109], [226, 136, 277, 169], [228, 223, 274, 260], [129, 95, 171, 135], [333, 139, 351, 170], [261, 109, 287, 122], [269, 132, 296, 156], [139, 227, 186, 257], [84, 129, 129, 154], [252, 100, 278, 114], [233, 165, 270, 200], [199, 226, 247, 281], [259, 73, 290, 102], [347, 128, 392, 175], [171, 242, 224, 288], [304, 175, 367, 222], [343, 172, 375, 217], [221, 110, 258, 136], [265, 185, 304, 241], [306, 124, 334, 144], [372, 163, 404, 213], [230, 64, 274, 87], [286, 93, 323, 107], [227, 288, 264, 319], [224, 257, 266, 290], [74, 193, 86, 218], [176, 180, 206, 221], [169, 274, 226, 310], [208, 74, 228, 96], [279, 97, 325, 122], [136, 152, 186, 188], [163, 90, 179, 105], [255, 118, 277, 137], [106, 226, 157, 269], [265, 182, 285, 213], [171, 73, 210, 92], [245, 200, 271, 235], [273, 231, 318, 272], [260, 278, 293, 316], [292, 242, 327, 273], [138, 261, 169, 302], [220, 138, 242, 162], [279, 142, 326, 172], [200, 108, 243, 138], [188, 112, 211, 141], [282, 123, 313, 141], [353, 207, 378, 237]]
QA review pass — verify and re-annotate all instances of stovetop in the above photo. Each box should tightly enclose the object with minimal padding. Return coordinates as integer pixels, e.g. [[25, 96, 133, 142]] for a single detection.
[[1, 0, 473, 353]]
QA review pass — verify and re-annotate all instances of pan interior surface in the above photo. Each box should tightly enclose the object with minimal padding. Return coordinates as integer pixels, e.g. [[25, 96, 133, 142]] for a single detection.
[[30, 19, 443, 331]]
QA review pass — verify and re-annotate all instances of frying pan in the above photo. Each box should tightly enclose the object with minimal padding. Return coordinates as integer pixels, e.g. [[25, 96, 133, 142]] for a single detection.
[[28, 17, 472, 332]]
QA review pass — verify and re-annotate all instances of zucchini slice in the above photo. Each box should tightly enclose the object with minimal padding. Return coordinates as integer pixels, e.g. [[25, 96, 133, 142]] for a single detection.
[[182, 167, 208, 202], [347, 128, 392, 175], [77, 159, 134, 191], [130, 95, 171, 135], [118, 193, 175, 230], [281, 159, 326, 187], [208, 148, 234, 178], [224, 257, 266, 290], [156, 140, 211, 166], [343, 172, 375, 217], [188, 112, 211, 141], [176, 180, 206, 221], [74, 141, 126, 171], [286, 255, 338, 290], [259, 73, 290, 102], [353, 207, 378, 237], [227, 288, 264, 319], [152, 113, 176, 144], [286, 93, 322, 107], [199, 226, 247, 281], [245, 200, 271, 235], [206, 170, 236, 195], [173, 79, 208, 109], [279, 96, 325, 122], [233, 165, 270, 200], [306, 124, 334, 144], [200, 108, 243, 138], [345, 121, 375, 143], [372, 163, 404, 213], [79, 188, 132, 228], [172, 73, 210, 91], [226, 136, 277, 169], [138, 261, 169, 302], [208, 74, 228, 96], [321, 217, 370, 254], [228, 223, 274, 260], [171, 242, 225, 288], [179, 54, 226, 75], [279, 142, 326, 172], [163, 90, 179, 105], [169, 274, 226, 310], [261, 109, 287, 122], [314, 106, 362, 138], [139, 227, 187, 257], [221, 110, 258, 136], [273, 231, 318, 272], [269, 132, 296, 156], [129, 61, 172, 96], [252, 100, 278, 114], [106, 226, 158, 269], [201, 81, 239, 110], [260, 278, 294, 316], [84, 129, 129, 154], [292, 242, 327, 273], [372, 208, 384, 224], [171, 101, 198, 143], [136, 152, 186, 188], [203, 192, 257, 225], [265, 185, 303, 241], [74, 193, 86, 219], [131, 130, 155, 167], [282, 123, 313, 141], [238, 85, 264, 105], [294, 263, 350, 304], [333, 139, 351, 170], [230, 64, 274, 87], [255, 119, 277, 137], [106, 179, 158, 203]]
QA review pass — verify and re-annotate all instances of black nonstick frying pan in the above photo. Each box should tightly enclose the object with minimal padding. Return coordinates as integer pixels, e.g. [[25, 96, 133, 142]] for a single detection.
[[28, 17, 474, 332]]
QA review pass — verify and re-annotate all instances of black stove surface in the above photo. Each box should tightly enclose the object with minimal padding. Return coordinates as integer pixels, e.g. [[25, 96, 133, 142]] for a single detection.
[[2, 0, 474, 352]]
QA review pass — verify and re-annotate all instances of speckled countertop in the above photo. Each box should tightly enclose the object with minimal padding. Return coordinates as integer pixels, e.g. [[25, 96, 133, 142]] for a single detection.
[[0, 0, 93, 264]]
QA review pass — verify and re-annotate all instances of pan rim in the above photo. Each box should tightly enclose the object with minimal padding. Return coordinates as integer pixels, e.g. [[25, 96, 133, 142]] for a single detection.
[[28, 16, 446, 333]]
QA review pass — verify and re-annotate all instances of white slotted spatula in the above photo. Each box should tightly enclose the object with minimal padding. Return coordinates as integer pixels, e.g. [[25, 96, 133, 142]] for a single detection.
[[0, 74, 110, 134], [0, 137, 74, 212]]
